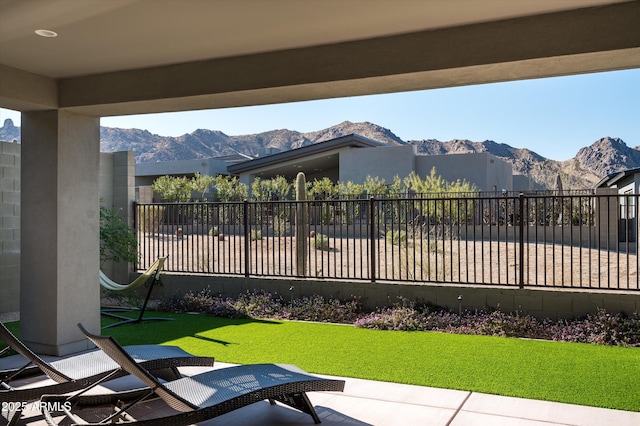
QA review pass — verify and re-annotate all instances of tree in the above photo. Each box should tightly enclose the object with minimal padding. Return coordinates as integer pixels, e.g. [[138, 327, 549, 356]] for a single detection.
[[362, 175, 388, 196], [215, 175, 248, 201], [388, 175, 408, 195], [405, 168, 478, 224], [271, 175, 292, 200], [192, 172, 215, 201], [100, 205, 137, 267], [337, 181, 364, 198], [251, 176, 291, 201], [251, 177, 271, 201], [309, 177, 339, 199], [152, 175, 192, 202]]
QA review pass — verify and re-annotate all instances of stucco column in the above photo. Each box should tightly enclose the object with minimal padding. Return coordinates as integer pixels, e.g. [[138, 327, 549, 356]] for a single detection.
[[111, 150, 135, 283], [20, 109, 100, 355]]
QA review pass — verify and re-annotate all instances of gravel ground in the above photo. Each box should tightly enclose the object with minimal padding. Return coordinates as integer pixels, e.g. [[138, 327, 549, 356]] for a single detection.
[[139, 232, 638, 289]]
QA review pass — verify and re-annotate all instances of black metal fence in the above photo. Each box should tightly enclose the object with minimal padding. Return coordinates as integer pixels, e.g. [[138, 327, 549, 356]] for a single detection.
[[134, 192, 639, 291]]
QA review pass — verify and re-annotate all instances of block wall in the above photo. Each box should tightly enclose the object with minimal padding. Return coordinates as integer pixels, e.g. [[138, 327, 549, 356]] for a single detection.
[[0, 141, 20, 313], [0, 143, 135, 313], [153, 274, 640, 321]]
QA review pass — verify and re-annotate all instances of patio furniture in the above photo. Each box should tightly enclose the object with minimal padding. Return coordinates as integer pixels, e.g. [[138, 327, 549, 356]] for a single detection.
[[0, 322, 214, 425], [42, 323, 345, 425], [100, 256, 170, 328]]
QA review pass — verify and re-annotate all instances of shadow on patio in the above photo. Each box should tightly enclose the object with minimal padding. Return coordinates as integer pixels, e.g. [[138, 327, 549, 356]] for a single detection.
[[5, 359, 639, 426]]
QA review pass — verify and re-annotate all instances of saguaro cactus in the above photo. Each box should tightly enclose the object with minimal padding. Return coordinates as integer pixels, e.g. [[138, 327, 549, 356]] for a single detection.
[[295, 172, 308, 276]]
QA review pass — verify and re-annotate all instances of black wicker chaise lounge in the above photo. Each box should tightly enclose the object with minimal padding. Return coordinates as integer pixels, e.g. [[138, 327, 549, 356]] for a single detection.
[[42, 323, 345, 425], [0, 322, 214, 425]]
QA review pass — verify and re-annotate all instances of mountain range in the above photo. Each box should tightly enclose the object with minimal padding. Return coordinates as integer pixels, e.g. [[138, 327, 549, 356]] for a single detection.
[[1, 118, 637, 189]]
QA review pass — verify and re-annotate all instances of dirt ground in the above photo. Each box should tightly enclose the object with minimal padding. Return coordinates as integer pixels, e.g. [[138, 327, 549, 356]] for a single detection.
[[138, 232, 638, 290]]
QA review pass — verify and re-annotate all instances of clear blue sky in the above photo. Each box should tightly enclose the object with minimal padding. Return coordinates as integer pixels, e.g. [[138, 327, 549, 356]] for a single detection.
[[2, 69, 638, 161]]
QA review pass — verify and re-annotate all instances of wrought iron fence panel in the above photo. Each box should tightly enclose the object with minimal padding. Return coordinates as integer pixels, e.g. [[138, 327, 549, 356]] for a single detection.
[[134, 192, 639, 291]]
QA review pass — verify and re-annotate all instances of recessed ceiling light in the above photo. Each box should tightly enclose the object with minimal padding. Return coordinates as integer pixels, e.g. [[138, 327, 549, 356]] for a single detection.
[[35, 29, 58, 38]]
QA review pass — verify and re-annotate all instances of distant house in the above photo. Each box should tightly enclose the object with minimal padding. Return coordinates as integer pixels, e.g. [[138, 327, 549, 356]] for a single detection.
[[227, 134, 514, 194], [595, 167, 640, 194], [595, 168, 640, 242], [135, 134, 515, 200]]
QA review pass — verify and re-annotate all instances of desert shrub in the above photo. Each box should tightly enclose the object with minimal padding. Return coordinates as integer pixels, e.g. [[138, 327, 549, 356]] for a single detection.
[[158, 287, 217, 313], [137, 205, 165, 233], [354, 299, 639, 346], [100, 205, 138, 265], [159, 289, 361, 324], [550, 309, 640, 346], [250, 229, 262, 241], [208, 226, 220, 236], [281, 295, 361, 323], [449, 308, 555, 339], [385, 230, 407, 245], [233, 291, 284, 318], [157, 287, 250, 319], [353, 305, 423, 331], [273, 214, 289, 237], [311, 233, 330, 250]]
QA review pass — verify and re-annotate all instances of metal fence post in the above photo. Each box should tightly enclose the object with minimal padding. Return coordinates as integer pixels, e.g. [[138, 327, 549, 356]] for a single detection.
[[132, 201, 138, 229], [370, 196, 376, 283], [132, 201, 138, 270], [243, 199, 250, 278], [519, 193, 525, 289]]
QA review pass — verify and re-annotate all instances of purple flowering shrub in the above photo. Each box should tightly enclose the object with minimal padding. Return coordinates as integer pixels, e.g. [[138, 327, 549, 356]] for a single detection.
[[157, 287, 249, 318], [159, 290, 639, 347], [158, 288, 361, 323], [355, 298, 640, 346], [550, 309, 640, 346], [281, 295, 362, 323]]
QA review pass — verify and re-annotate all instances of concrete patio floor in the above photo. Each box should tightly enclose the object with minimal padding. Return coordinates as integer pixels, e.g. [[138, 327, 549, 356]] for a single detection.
[[3, 357, 639, 426]]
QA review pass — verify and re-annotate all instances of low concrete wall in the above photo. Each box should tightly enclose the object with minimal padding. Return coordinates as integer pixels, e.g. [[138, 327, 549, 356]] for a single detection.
[[148, 274, 640, 321]]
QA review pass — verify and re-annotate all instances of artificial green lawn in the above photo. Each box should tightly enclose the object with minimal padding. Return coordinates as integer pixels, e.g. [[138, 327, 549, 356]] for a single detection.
[[4, 313, 640, 412], [102, 312, 639, 412]]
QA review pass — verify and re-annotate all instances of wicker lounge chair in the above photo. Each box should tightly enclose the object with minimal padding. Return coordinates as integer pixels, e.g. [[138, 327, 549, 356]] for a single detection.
[[42, 324, 345, 425], [0, 322, 214, 425], [100, 256, 170, 328]]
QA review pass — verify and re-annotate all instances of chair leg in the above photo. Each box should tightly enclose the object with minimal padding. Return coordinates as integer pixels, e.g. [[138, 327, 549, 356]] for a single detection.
[[272, 392, 321, 424], [5, 406, 21, 426], [152, 366, 182, 381]]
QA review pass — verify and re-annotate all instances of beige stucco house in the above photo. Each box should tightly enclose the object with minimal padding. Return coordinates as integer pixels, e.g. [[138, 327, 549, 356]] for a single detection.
[[227, 134, 514, 193]]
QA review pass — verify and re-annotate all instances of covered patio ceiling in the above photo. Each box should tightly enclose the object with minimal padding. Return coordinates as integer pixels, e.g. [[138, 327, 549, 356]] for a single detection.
[[1, 0, 639, 116], [1, 0, 639, 355]]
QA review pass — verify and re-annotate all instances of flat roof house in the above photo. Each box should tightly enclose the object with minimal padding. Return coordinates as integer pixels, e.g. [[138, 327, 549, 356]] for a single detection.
[[596, 167, 640, 194], [227, 134, 513, 193], [596, 168, 640, 242]]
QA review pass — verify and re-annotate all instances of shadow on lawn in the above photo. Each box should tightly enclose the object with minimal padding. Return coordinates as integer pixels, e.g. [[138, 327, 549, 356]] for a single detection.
[[194, 334, 236, 346], [1, 313, 282, 351], [102, 312, 281, 347]]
